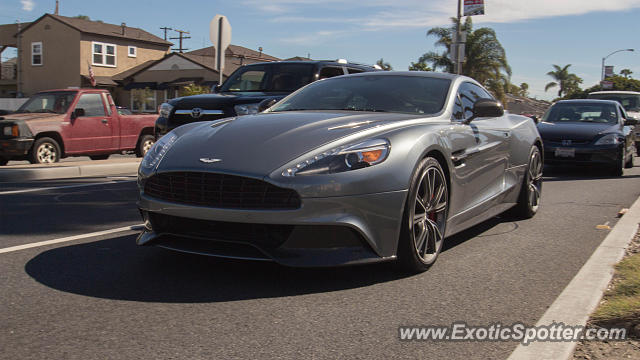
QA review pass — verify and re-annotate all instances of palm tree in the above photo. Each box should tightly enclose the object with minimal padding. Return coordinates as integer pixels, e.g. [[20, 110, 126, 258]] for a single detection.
[[519, 83, 529, 97], [421, 17, 511, 100], [376, 58, 393, 71], [545, 64, 583, 97], [620, 69, 633, 78]]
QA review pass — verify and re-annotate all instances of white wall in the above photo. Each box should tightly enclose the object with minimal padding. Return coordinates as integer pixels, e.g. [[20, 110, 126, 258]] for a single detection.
[[0, 98, 28, 111]]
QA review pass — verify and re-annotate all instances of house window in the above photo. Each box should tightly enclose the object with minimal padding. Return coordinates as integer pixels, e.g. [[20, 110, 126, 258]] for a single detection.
[[128, 46, 137, 58], [92, 41, 116, 67], [131, 88, 157, 112], [31, 42, 43, 66]]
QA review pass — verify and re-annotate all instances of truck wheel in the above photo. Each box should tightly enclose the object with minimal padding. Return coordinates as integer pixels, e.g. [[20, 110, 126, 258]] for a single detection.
[[0, 157, 8, 166], [29, 137, 61, 164], [136, 134, 155, 157], [89, 155, 110, 161]]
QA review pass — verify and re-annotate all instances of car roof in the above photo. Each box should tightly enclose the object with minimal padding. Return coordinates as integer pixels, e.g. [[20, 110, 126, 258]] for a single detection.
[[241, 60, 378, 69], [555, 99, 621, 105], [589, 91, 640, 95]]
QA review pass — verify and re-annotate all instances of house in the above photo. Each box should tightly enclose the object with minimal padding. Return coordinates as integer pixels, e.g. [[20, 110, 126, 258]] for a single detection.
[[10, 14, 172, 99], [0, 57, 17, 97]]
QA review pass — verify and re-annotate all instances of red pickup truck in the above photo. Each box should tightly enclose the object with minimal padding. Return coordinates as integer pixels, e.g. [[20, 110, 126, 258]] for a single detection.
[[0, 89, 156, 165]]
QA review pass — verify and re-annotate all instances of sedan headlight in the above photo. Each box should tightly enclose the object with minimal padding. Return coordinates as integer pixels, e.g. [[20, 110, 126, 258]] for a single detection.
[[159, 103, 174, 118], [140, 133, 177, 171], [282, 139, 390, 177], [594, 134, 620, 145], [234, 103, 260, 116]]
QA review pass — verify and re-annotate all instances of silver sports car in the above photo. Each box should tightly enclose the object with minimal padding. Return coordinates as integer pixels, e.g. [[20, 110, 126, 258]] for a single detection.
[[137, 72, 543, 272]]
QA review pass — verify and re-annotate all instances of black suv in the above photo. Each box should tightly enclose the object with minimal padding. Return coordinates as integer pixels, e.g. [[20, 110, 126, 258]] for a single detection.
[[155, 60, 380, 137]]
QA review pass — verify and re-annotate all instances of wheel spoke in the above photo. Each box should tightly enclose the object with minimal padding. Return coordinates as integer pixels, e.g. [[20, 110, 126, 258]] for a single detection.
[[414, 223, 427, 255]]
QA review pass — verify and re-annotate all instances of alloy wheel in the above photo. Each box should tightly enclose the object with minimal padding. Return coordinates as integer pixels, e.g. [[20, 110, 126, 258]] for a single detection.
[[527, 148, 543, 212], [410, 164, 448, 264], [37, 143, 57, 163]]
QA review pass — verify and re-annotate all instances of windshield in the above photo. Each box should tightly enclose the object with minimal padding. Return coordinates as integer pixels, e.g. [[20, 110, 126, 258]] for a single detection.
[[270, 75, 451, 115], [16, 91, 76, 114], [542, 102, 619, 124], [220, 63, 315, 92], [588, 93, 640, 112]]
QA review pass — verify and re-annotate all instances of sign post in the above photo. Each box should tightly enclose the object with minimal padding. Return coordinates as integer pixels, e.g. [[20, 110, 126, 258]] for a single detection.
[[209, 15, 232, 87]]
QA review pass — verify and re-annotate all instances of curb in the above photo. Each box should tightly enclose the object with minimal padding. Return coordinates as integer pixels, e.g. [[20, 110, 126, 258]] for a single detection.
[[508, 196, 640, 359], [0, 161, 140, 182]]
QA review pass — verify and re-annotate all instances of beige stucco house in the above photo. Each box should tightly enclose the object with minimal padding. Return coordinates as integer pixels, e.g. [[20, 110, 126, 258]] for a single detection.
[[14, 14, 171, 99]]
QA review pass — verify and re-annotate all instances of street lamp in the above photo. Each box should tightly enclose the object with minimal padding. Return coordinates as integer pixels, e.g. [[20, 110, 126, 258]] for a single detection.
[[601, 48, 634, 81]]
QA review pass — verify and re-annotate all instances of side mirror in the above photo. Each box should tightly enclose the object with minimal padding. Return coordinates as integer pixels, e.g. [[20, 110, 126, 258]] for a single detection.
[[212, 85, 221, 93], [530, 115, 540, 124], [72, 108, 85, 119], [624, 117, 638, 126], [464, 99, 504, 124], [258, 98, 278, 113]]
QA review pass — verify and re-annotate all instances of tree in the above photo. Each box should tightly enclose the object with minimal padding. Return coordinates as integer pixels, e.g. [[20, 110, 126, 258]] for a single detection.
[[376, 58, 393, 71], [408, 61, 432, 71], [74, 15, 90, 20], [180, 83, 209, 96], [620, 69, 633, 79], [544, 64, 583, 97], [420, 17, 511, 102], [519, 83, 529, 97]]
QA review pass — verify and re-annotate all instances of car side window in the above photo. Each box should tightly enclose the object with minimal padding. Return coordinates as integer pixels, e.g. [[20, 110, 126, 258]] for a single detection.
[[318, 66, 346, 79], [452, 95, 464, 121], [346, 68, 364, 74], [456, 82, 495, 121], [75, 93, 106, 117]]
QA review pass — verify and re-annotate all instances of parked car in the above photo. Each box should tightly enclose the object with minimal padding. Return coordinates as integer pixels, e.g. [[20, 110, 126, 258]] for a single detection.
[[587, 91, 640, 154], [154, 60, 380, 138], [137, 72, 543, 272], [537, 99, 636, 176], [0, 89, 156, 165]]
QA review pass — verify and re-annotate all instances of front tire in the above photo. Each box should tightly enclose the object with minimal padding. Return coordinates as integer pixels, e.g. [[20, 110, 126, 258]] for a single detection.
[[612, 148, 624, 176], [397, 157, 448, 273], [511, 146, 543, 219], [28, 137, 61, 164]]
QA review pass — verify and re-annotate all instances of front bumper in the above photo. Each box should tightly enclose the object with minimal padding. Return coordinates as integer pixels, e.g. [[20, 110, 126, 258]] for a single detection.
[[136, 189, 407, 267], [543, 144, 619, 166], [0, 137, 34, 158]]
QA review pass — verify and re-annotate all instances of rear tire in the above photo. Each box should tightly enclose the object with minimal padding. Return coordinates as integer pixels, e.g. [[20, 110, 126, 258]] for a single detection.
[[0, 157, 8, 166], [510, 146, 542, 219], [28, 137, 61, 164], [136, 134, 155, 157], [89, 155, 110, 161], [397, 157, 448, 273]]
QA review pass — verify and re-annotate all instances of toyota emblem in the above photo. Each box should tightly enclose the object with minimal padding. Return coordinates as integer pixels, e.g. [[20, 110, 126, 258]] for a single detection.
[[191, 108, 203, 118]]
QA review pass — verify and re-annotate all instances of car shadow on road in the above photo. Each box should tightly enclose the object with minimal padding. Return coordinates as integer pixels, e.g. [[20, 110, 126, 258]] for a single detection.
[[542, 165, 640, 182], [24, 217, 511, 303]]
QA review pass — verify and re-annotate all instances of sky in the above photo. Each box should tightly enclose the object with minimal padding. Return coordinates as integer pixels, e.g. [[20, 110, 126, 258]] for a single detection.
[[1, 0, 640, 100]]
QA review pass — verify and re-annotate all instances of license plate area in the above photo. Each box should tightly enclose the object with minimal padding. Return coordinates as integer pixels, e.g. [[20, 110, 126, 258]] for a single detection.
[[555, 148, 575, 158]]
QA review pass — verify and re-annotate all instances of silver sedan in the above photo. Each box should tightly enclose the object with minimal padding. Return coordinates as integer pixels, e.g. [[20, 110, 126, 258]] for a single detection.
[[136, 72, 543, 272]]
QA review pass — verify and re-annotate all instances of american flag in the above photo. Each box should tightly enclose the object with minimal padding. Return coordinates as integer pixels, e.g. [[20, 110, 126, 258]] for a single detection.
[[88, 62, 96, 87]]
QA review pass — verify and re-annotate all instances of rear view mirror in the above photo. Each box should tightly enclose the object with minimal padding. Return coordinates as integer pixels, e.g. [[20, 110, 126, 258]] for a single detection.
[[72, 108, 85, 119], [464, 99, 504, 124], [258, 98, 278, 112]]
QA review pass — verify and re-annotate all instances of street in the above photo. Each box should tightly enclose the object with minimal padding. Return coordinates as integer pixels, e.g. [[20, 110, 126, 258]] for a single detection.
[[1, 162, 640, 359]]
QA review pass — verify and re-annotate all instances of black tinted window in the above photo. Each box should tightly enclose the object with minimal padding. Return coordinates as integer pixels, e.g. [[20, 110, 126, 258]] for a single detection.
[[318, 66, 345, 79], [271, 75, 451, 116], [457, 82, 494, 120], [220, 63, 315, 92], [75, 93, 106, 117]]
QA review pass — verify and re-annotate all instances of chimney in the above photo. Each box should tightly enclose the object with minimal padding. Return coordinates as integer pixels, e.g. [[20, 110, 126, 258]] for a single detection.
[[55, 0, 59, 15], [121, 23, 126, 35]]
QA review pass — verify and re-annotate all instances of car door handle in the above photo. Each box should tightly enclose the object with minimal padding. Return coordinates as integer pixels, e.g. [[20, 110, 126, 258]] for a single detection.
[[101, 119, 108, 124]]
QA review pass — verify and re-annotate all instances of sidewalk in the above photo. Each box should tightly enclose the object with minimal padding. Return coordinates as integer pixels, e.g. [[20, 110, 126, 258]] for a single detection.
[[0, 158, 141, 182]]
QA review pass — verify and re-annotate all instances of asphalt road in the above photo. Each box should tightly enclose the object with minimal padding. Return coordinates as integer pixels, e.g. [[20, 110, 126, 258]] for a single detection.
[[1, 162, 640, 359]]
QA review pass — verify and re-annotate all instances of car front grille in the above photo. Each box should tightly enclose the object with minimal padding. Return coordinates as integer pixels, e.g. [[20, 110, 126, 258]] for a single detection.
[[544, 139, 591, 145], [144, 172, 301, 210], [149, 212, 293, 249], [171, 113, 228, 126]]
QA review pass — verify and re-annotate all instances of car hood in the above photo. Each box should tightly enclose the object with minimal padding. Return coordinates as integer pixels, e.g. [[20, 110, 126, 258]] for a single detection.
[[0, 113, 62, 122], [171, 93, 288, 110], [158, 111, 418, 176], [537, 122, 619, 141]]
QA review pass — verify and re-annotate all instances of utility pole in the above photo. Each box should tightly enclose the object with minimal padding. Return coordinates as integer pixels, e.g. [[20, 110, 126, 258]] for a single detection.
[[55, 0, 59, 15], [455, 0, 463, 75], [16, 20, 22, 97], [160, 26, 172, 41], [170, 29, 190, 53]]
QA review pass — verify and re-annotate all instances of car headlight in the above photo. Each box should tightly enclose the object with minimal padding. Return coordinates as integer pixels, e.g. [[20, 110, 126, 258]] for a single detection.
[[282, 139, 390, 177], [159, 103, 174, 118], [140, 133, 177, 171], [3, 124, 19, 137], [594, 134, 620, 145], [234, 103, 260, 116]]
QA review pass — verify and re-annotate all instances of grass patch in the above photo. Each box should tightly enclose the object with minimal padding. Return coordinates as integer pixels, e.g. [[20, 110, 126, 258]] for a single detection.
[[592, 253, 640, 323]]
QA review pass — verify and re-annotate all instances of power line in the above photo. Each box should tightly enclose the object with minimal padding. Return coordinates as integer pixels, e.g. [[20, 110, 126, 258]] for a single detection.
[[169, 29, 191, 53]]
